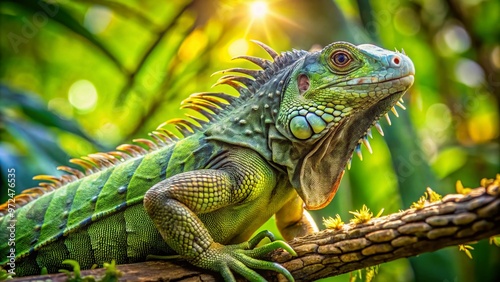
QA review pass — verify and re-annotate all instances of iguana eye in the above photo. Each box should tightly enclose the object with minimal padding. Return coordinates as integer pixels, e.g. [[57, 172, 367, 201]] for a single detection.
[[331, 51, 351, 67]]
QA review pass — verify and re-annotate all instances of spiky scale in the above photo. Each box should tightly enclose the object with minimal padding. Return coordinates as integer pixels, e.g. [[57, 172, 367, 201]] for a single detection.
[[85, 154, 113, 168], [374, 122, 384, 136], [384, 113, 392, 125], [134, 138, 158, 151], [366, 128, 373, 139], [38, 182, 57, 189], [57, 166, 85, 178], [217, 75, 255, 88], [391, 106, 399, 117], [214, 68, 262, 78], [356, 144, 363, 161], [32, 175, 62, 185], [179, 104, 217, 121], [250, 40, 279, 59], [212, 78, 244, 92], [186, 92, 231, 106], [108, 151, 133, 161], [149, 132, 167, 145], [184, 114, 209, 127], [154, 128, 180, 141], [233, 55, 271, 69], [116, 144, 147, 156], [362, 138, 373, 154], [60, 174, 78, 183], [175, 119, 200, 135], [191, 98, 224, 113], [69, 158, 96, 174]]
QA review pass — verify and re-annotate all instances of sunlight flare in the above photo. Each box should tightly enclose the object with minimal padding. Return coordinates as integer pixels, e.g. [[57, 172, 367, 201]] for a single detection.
[[250, 1, 268, 19]]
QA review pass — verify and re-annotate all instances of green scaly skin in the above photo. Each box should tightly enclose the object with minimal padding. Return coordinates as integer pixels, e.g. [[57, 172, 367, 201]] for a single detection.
[[0, 41, 414, 281]]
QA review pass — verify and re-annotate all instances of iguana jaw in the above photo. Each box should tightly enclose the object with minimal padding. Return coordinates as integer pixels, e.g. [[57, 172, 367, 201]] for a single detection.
[[298, 75, 414, 210]]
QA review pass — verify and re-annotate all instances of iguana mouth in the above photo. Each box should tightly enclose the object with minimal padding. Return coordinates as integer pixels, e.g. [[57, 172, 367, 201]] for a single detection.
[[344, 74, 414, 168]]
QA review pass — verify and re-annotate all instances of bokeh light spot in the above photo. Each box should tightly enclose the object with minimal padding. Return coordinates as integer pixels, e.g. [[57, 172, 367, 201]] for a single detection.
[[228, 39, 249, 58], [443, 25, 471, 53], [426, 103, 452, 132], [84, 5, 113, 34], [68, 79, 98, 112], [455, 59, 484, 87], [468, 113, 499, 143]]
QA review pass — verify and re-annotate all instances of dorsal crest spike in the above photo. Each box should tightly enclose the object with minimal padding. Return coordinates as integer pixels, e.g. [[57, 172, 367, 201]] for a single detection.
[[154, 128, 180, 141], [251, 40, 279, 59], [179, 104, 217, 121], [69, 158, 96, 174], [32, 174, 62, 184], [57, 166, 85, 178], [192, 92, 234, 105], [184, 113, 208, 127], [149, 131, 171, 143], [178, 118, 202, 130], [108, 151, 133, 161], [182, 96, 226, 111], [133, 138, 158, 151], [95, 152, 122, 165], [81, 155, 105, 168], [61, 174, 78, 183], [148, 132, 168, 145], [212, 79, 245, 91], [22, 187, 47, 195], [217, 75, 255, 88], [86, 154, 115, 168], [233, 55, 271, 69], [162, 118, 196, 129], [167, 119, 199, 136], [213, 68, 262, 78], [117, 144, 148, 157]]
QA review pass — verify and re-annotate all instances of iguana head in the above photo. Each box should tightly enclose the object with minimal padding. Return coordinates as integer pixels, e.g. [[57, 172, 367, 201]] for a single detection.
[[274, 42, 415, 210], [190, 41, 413, 210]]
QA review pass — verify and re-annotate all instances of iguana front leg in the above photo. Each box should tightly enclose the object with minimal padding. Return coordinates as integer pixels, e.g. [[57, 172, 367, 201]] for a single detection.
[[143, 157, 295, 281]]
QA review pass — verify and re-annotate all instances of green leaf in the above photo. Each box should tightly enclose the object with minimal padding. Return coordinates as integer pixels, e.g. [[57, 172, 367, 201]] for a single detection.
[[0, 85, 102, 149], [3, 0, 127, 74], [73, 0, 161, 31]]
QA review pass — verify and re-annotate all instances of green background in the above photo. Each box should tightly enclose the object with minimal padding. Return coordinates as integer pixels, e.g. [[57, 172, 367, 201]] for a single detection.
[[0, 0, 498, 281]]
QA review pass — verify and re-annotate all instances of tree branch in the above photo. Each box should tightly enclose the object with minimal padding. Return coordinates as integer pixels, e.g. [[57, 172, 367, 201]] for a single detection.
[[12, 182, 500, 281]]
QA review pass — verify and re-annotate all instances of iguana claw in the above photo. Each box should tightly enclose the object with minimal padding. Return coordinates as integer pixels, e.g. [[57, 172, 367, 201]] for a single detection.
[[193, 230, 296, 282]]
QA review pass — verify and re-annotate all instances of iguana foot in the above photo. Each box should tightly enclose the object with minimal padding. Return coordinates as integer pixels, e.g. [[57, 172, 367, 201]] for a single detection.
[[192, 230, 296, 282]]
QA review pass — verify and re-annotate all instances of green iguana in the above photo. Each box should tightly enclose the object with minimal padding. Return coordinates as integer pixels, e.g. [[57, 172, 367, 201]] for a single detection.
[[0, 41, 414, 281]]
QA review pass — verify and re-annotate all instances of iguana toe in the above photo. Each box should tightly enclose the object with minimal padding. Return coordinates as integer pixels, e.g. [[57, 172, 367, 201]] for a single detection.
[[192, 231, 295, 282]]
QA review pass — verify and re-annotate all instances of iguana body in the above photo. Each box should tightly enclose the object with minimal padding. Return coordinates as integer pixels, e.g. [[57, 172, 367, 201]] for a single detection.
[[0, 41, 414, 281]]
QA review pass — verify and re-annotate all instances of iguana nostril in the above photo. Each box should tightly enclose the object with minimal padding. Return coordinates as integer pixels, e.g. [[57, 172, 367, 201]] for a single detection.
[[391, 55, 401, 67]]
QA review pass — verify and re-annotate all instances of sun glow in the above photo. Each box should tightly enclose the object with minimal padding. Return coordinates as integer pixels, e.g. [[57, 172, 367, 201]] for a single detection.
[[250, 1, 268, 19]]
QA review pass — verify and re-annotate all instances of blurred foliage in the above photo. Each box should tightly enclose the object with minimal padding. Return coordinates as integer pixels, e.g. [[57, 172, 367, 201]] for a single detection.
[[0, 0, 498, 281]]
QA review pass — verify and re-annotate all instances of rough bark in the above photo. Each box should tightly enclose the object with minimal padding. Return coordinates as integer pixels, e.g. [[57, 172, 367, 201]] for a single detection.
[[10, 183, 500, 282]]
